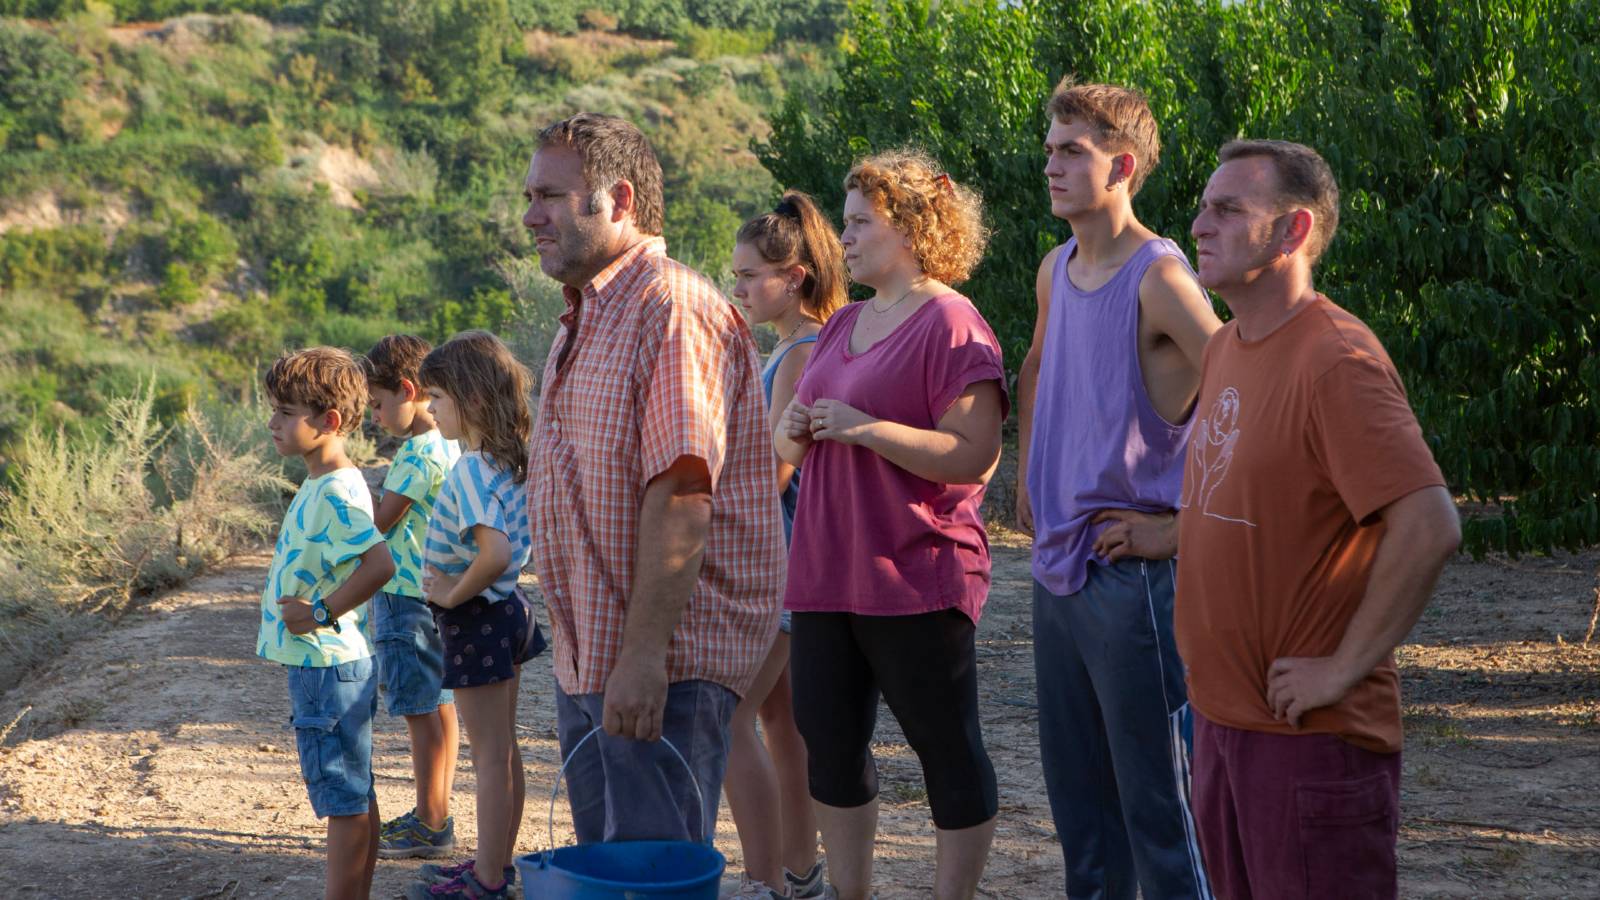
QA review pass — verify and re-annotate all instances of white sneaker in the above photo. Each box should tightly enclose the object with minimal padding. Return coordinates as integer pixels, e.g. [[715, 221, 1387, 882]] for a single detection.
[[723, 874, 789, 899]]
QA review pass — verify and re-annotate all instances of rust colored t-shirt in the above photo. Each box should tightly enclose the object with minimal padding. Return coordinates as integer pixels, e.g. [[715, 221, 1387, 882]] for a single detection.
[[1174, 296, 1445, 754]]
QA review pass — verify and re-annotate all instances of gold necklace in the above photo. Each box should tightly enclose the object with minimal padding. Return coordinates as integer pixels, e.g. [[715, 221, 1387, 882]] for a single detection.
[[870, 280, 926, 314]]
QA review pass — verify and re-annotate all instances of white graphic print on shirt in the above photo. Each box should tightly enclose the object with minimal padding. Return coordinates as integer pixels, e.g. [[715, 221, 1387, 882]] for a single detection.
[[1181, 386, 1257, 527]]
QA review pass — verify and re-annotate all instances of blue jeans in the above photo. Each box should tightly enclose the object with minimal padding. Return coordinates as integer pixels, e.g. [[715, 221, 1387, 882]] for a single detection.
[[372, 591, 453, 715], [554, 679, 736, 844], [1033, 559, 1211, 899], [287, 658, 377, 818]]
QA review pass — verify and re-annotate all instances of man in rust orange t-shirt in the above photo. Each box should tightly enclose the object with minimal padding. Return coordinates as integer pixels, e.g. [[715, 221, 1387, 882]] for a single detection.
[[1177, 141, 1461, 899]]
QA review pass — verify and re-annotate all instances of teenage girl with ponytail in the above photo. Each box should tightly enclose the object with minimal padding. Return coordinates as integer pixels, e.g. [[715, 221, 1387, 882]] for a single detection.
[[724, 190, 849, 899]]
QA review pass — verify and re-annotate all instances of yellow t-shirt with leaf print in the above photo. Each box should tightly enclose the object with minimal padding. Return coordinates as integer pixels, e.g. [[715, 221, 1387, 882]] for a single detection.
[[257, 467, 384, 667]]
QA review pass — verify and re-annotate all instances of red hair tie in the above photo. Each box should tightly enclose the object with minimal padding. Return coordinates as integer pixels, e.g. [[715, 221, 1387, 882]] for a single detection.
[[934, 172, 954, 194]]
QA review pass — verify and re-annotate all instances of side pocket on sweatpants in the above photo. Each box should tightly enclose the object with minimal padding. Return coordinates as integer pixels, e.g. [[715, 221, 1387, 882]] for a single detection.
[[1296, 771, 1397, 899]]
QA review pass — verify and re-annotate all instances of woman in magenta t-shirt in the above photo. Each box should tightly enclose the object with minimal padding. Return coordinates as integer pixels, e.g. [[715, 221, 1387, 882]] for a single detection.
[[775, 150, 1008, 899]]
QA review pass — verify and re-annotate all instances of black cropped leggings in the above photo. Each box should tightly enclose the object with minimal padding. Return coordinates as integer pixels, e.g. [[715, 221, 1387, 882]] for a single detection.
[[789, 608, 998, 830]]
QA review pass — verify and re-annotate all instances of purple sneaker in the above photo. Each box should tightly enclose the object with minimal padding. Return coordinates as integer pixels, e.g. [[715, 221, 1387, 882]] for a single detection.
[[404, 866, 512, 899], [415, 859, 516, 887]]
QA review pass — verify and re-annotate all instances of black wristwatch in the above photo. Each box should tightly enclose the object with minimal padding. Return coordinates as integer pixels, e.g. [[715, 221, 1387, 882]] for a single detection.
[[311, 597, 341, 633]]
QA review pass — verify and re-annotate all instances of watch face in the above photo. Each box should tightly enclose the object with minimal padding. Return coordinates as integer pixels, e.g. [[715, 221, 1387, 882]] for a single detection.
[[313, 605, 328, 623]]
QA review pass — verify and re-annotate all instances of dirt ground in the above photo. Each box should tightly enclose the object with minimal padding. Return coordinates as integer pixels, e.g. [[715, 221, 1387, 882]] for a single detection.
[[0, 534, 1596, 899]]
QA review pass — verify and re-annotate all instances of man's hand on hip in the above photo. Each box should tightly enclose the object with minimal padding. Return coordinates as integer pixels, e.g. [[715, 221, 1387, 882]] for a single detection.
[[1266, 655, 1361, 729], [602, 655, 670, 742]]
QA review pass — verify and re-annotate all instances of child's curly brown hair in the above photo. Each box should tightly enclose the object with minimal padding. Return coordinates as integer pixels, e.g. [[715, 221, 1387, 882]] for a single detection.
[[360, 334, 432, 393], [843, 149, 989, 285], [264, 347, 368, 435]]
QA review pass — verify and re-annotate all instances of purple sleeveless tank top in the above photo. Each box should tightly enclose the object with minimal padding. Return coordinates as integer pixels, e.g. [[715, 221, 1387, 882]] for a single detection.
[[1027, 237, 1197, 596]]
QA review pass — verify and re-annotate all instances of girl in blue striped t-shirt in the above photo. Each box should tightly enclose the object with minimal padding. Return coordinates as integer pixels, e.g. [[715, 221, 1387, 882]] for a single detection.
[[416, 330, 544, 899]]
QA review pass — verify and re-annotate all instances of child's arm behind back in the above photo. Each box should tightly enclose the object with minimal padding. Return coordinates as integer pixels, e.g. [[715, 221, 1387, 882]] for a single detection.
[[281, 542, 396, 634], [426, 525, 512, 609]]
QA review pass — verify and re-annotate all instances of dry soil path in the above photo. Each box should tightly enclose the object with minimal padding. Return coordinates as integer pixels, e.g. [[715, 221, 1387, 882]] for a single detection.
[[1, 536, 1596, 898]]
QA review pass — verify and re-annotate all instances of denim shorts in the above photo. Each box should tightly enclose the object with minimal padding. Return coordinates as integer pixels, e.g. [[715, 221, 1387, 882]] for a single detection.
[[432, 587, 545, 688], [373, 591, 454, 715], [286, 658, 377, 818]]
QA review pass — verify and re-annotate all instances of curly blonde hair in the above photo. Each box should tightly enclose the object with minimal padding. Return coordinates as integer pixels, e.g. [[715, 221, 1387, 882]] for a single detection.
[[843, 149, 988, 285]]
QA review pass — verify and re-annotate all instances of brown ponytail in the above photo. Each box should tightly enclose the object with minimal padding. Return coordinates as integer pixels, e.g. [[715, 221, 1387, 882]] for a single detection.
[[735, 190, 848, 322]]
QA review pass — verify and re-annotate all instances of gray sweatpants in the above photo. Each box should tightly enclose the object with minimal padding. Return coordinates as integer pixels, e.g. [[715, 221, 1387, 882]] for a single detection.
[[1033, 558, 1212, 900]]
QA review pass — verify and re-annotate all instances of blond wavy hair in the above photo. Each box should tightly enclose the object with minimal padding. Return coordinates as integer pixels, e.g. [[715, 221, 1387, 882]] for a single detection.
[[844, 149, 988, 285]]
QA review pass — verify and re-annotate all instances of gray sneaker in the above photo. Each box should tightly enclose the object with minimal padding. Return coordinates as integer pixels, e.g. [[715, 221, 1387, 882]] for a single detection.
[[785, 860, 831, 899], [378, 811, 455, 859]]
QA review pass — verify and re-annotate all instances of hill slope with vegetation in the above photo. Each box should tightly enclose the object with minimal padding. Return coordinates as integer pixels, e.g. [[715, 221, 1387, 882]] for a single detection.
[[0, 0, 841, 450], [0, 0, 842, 680]]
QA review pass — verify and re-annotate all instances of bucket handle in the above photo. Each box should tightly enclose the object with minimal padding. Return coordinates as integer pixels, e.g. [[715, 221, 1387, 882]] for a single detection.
[[543, 724, 712, 863]]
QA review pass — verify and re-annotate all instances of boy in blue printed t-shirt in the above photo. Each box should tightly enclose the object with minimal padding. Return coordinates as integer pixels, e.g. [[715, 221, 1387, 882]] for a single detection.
[[260, 347, 395, 900], [361, 335, 463, 860]]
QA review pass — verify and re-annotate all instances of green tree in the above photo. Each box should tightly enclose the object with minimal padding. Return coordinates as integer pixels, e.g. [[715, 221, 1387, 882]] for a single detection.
[[761, 0, 1600, 555], [317, 0, 515, 110]]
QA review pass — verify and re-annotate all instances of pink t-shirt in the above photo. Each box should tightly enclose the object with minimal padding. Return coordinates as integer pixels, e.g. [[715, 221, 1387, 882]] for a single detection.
[[785, 294, 1008, 621]]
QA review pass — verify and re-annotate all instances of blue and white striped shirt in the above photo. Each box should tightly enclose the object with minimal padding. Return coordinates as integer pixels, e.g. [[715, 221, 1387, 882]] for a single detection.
[[424, 451, 530, 604]]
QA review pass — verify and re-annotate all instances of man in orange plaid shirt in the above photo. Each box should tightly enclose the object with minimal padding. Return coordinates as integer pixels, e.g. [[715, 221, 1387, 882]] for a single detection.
[[523, 113, 786, 845]]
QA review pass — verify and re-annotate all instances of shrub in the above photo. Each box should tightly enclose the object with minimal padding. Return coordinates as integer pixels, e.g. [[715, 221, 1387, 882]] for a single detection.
[[318, 0, 517, 111], [156, 261, 202, 308], [162, 210, 239, 281], [0, 226, 109, 289], [0, 21, 86, 150], [675, 25, 773, 61], [580, 7, 618, 31], [0, 384, 291, 686], [206, 296, 289, 362]]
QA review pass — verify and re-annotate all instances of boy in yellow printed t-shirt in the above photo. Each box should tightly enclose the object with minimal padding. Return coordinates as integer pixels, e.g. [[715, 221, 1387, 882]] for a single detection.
[[259, 347, 395, 900], [361, 335, 462, 860]]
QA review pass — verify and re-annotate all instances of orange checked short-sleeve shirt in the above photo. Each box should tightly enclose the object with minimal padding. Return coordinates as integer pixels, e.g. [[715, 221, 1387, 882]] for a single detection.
[[528, 238, 785, 698]]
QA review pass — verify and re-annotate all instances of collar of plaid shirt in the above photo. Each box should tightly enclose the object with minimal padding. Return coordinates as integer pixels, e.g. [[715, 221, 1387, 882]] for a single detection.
[[561, 236, 667, 313]]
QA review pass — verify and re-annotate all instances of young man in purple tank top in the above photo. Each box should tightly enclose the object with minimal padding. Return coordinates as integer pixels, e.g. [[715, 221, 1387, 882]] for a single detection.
[[1015, 79, 1222, 900]]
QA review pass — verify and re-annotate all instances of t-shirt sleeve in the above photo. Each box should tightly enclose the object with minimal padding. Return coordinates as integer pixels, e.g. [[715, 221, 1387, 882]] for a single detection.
[[451, 457, 512, 542], [637, 294, 735, 489], [925, 302, 1010, 426], [382, 451, 432, 505], [1308, 356, 1446, 524], [302, 485, 383, 596]]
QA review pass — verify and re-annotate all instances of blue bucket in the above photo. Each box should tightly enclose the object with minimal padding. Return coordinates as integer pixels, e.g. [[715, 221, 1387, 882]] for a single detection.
[[517, 727, 725, 899]]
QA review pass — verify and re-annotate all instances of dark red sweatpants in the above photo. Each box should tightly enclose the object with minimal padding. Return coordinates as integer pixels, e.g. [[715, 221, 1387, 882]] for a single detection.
[[1192, 711, 1401, 899]]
